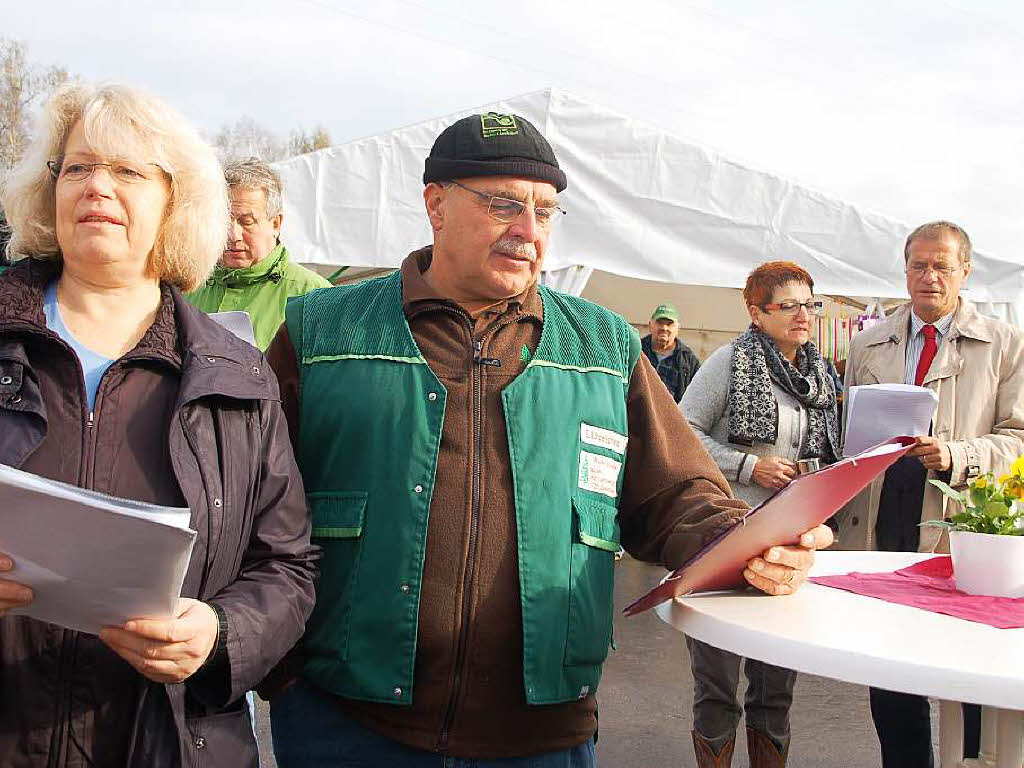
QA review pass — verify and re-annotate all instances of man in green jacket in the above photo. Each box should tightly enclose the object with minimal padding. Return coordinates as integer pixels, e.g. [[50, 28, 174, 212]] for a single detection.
[[265, 112, 832, 767], [187, 158, 329, 349]]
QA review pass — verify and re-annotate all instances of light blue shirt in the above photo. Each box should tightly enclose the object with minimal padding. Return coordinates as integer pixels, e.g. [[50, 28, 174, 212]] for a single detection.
[[904, 309, 955, 385], [43, 280, 114, 412]]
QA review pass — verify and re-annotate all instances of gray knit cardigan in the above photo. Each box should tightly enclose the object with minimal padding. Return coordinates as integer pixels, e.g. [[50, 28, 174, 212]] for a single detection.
[[679, 344, 812, 507]]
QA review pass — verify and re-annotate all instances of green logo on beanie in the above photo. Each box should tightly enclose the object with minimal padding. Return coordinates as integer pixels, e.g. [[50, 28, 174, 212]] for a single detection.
[[481, 112, 519, 138]]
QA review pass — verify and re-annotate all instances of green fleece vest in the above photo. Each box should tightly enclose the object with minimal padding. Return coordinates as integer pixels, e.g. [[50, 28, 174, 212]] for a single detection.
[[287, 269, 640, 706]]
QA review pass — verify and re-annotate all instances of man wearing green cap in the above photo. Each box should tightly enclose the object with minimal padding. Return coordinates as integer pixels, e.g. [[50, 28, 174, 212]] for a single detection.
[[265, 112, 831, 767], [186, 158, 330, 349], [642, 303, 701, 402]]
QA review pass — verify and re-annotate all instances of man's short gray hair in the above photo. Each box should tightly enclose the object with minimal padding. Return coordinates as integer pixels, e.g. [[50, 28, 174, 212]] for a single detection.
[[904, 220, 972, 264], [224, 157, 283, 218]]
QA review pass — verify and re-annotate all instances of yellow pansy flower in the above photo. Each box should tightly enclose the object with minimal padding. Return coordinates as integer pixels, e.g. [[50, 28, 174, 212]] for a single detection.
[[1012, 456, 1024, 477]]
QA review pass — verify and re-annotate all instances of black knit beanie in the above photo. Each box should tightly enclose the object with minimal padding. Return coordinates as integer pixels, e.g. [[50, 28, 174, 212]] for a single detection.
[[423, 112, 567, 192]]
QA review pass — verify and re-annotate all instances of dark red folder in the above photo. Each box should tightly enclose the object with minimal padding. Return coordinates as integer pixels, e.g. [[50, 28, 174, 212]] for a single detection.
[[624, 436, 915, 615]]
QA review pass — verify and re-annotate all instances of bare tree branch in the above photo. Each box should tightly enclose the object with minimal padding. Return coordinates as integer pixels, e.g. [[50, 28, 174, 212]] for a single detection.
[[0, 38, 70, 171], [211, 117, 333, 163]]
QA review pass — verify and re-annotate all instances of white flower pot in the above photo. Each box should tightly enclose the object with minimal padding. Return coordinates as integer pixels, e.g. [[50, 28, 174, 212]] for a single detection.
[[949, 529, 1024, 599]]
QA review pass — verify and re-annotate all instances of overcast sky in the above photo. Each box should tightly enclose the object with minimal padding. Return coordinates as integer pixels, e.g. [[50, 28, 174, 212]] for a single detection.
[[6, 0, 1023, 260]]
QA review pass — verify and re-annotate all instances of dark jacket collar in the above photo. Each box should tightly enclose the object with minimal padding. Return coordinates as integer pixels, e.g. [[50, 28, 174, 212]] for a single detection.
[[172, 288, 278, 404], [0, 258, 276, 403], [0, 257, 183, 370], [0, 258, 54, 330], [641, 334, 682, 362]]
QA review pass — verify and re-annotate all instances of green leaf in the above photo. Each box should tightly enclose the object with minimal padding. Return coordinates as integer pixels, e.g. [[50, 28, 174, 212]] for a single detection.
[[1003, 515, 1024, 536], [969, 484, 989, 508], [919, 520, 956, 530], [983, 500, 1008, 519], [929, 479, 967, 505], [998, 520, 1020, 535]]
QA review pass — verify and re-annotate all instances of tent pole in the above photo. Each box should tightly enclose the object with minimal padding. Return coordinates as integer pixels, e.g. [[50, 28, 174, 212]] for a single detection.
[[327, 265, 350, 284]]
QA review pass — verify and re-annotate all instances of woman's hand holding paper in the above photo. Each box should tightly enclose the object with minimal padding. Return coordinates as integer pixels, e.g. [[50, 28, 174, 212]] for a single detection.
[[751, 456, 797, 489], [99, 598, 219, 684], [0, 555, 33, 616]]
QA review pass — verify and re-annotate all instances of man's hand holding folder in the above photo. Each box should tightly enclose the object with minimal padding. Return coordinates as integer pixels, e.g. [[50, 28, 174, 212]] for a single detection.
[[742, 525, 834, 597]]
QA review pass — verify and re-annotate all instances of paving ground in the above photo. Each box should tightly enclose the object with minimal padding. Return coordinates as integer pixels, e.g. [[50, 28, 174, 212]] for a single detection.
[[255, 554, 942, 766]]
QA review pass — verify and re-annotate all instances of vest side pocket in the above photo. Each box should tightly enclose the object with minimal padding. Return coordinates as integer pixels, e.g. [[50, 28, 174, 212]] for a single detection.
[[306, 491, 368, 662], [564, 497, 619, 667]]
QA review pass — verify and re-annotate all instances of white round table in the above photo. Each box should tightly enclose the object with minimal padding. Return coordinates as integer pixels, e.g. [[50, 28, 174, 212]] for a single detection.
[[655, 550, 1024, 767]]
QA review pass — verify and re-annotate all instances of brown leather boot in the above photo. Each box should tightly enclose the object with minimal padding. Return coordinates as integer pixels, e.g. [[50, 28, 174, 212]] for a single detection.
[[692, 729, 735, 768], [746, 726, 789, 768]]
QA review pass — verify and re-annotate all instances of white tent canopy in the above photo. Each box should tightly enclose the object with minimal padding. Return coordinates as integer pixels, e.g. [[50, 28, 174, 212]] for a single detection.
[[275, 88, 1024, 320]]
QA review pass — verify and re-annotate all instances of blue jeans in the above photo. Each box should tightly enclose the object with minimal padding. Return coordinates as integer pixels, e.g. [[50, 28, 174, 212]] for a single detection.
[[270, 679, 597, 768]]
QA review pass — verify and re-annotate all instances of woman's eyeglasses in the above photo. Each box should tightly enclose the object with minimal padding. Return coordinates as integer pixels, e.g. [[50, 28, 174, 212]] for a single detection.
[[761, 298, 825, 316], [47, 158, 165, 185]]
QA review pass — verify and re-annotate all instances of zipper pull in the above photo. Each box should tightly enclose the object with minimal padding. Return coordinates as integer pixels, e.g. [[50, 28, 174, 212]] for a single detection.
[[86, 411, 94, 429], [472, 340, 501, 368]]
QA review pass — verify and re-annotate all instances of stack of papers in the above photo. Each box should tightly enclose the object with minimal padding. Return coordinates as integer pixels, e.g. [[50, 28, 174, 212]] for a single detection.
[[209, 311, 257, 347], [0, 463, 196, 634], [843, 383, 938, 457]]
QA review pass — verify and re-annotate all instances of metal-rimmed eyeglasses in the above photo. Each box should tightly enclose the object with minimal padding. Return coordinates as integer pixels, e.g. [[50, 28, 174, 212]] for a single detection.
[[446, 179, 566, 228], [761, 298, 825, 316], [47, 157, 166, 185], [905, 262, 963, 279]]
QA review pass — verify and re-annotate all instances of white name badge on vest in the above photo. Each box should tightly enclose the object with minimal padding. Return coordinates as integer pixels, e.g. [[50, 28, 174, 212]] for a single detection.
[[580, 423, 628, 455], [578, 451, 622, 499]]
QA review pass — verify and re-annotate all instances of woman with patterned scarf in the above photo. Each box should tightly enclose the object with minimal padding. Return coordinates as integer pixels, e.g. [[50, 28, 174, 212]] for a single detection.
[[679, 261, 840, 768]]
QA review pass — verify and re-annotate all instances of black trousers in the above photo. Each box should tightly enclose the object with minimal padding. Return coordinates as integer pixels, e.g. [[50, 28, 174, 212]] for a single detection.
[[870, 457, 981, 767]]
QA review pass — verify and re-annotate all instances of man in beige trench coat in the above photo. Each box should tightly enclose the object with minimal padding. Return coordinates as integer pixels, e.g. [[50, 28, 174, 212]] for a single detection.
[[838, 220, 1024, 768]]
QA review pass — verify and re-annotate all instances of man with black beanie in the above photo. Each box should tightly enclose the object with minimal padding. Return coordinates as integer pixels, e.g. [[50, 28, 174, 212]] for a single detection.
[[265, 111, 830, 767]]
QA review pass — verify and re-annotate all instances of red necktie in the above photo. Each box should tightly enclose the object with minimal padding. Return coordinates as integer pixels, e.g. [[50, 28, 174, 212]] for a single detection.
[[914, 324, 937, 386]]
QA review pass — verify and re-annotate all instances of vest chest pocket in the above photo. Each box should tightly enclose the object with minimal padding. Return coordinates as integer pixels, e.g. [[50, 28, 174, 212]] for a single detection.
[[564, 497, 619, 667], [306, 491, 367, 662]]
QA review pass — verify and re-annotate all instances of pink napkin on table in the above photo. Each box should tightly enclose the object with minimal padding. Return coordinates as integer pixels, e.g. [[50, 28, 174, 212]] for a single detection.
[[809, 556, 1024, 629]]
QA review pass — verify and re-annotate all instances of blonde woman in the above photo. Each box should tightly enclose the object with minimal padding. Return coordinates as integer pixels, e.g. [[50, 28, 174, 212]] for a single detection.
[[0, 83, 316, 767]]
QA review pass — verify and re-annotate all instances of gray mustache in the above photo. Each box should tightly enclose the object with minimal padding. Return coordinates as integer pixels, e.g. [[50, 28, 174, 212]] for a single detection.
[[492, 237, 536, 260]]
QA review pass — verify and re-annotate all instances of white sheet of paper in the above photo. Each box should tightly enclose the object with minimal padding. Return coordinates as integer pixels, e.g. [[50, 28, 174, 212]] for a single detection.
[[209, 310, 257, 347], [0, 463, 196, 635], [843, 383, 939, 457]]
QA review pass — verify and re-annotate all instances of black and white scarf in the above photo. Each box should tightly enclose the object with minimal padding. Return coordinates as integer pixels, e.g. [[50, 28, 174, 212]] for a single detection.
[[727, 325, 839, 462]]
